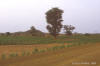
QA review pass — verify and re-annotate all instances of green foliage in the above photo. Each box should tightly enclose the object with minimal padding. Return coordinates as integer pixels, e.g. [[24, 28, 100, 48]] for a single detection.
[[59, 45, 65, 49], [46, 7, 63, 38], [39, 49, 46, 53], [84, 33, 91, 36], [33, 48, 39, 53], [6, 32, 11, 36], [64, 25, 75, 35], [52, 46, 59, 50], [46, 48, 52, 51], [28, 26, 44, 36], [22, 51, 26, 56], [67, 45, 72, 48], [9, 53, 18, 57], [1, 34, 100, 60], [0, 34, 100, 45]]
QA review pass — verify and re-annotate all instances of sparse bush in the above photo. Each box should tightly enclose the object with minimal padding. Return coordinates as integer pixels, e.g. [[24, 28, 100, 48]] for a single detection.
[[1, 54, 6, 59], [39, 49, 45, 53], [22, 51, 26, 56], [52, 46, 59, 50], [34, 48, 39, 52], [9, 53, 18, 57], [63, 25, 75, 36], [84, 33, 91, 36], [67, 45, 72, 47], [32, 48, 39, 54], [46, 48, 52, 51], [6, 32, 11, 36]]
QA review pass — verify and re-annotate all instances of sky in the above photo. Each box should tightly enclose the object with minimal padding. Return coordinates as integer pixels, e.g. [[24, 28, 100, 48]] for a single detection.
[[0, 0, 100, 33]]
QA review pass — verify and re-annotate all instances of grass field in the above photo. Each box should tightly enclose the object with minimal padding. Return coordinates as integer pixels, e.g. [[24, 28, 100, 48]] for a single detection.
[[0, 34, 100, 45], [0, 43, 100, 66], [0, 34, 100, 66]]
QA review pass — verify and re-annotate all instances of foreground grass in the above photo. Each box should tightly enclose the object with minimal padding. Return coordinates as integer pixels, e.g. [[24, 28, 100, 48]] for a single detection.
[[0, 42, 97, 60], [0, 44, 73, 59], [0, 43, 100, 66], [0, 35, 100, 66]]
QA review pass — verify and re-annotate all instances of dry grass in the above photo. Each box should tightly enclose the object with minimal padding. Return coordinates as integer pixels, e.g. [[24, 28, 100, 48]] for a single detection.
[[0, 43, 100, 66], [0, 43, 68, 56]]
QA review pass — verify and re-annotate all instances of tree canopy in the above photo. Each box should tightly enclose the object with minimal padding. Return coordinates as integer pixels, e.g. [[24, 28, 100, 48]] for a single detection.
[[45, 7, 63, 38]]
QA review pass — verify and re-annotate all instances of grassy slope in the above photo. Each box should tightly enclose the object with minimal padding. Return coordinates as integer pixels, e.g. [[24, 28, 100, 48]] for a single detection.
[[0, 43, 100, 66]]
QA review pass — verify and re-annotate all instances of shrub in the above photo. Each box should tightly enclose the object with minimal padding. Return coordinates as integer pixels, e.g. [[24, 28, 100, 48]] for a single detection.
[[9, 53, 18, 57], [84, 33, 91, 36], [22, 51, 26, 56], [39, 49, 45, 53], [32, 48, 39, 53], [67, 45, 72, 47], [46, 48, 52, 51], [52, 46, 59, 50], [1, 54, 6, 59], [59, 45, 65, 49]]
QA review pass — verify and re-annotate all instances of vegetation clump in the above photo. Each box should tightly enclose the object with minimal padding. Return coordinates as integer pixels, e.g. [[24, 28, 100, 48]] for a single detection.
[[64, 25, 75, 36], [1, 54, 6, 59]]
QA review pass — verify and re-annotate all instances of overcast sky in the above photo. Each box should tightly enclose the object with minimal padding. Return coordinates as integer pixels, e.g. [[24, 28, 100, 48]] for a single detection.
[[0, 0, 100, 33]]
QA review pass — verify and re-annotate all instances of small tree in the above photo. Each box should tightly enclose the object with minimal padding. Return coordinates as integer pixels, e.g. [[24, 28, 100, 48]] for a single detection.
[[84, 33, 91, 36], [6, 32, 11, 36], [30, 26, 36, 31], [28, 26, 37, 36], [64, 25, 75, 35], [45, 7, 63, 38]]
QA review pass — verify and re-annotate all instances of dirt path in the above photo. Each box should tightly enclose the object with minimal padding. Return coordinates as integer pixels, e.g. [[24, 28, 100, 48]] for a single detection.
[[0, 43, 100, 66]]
